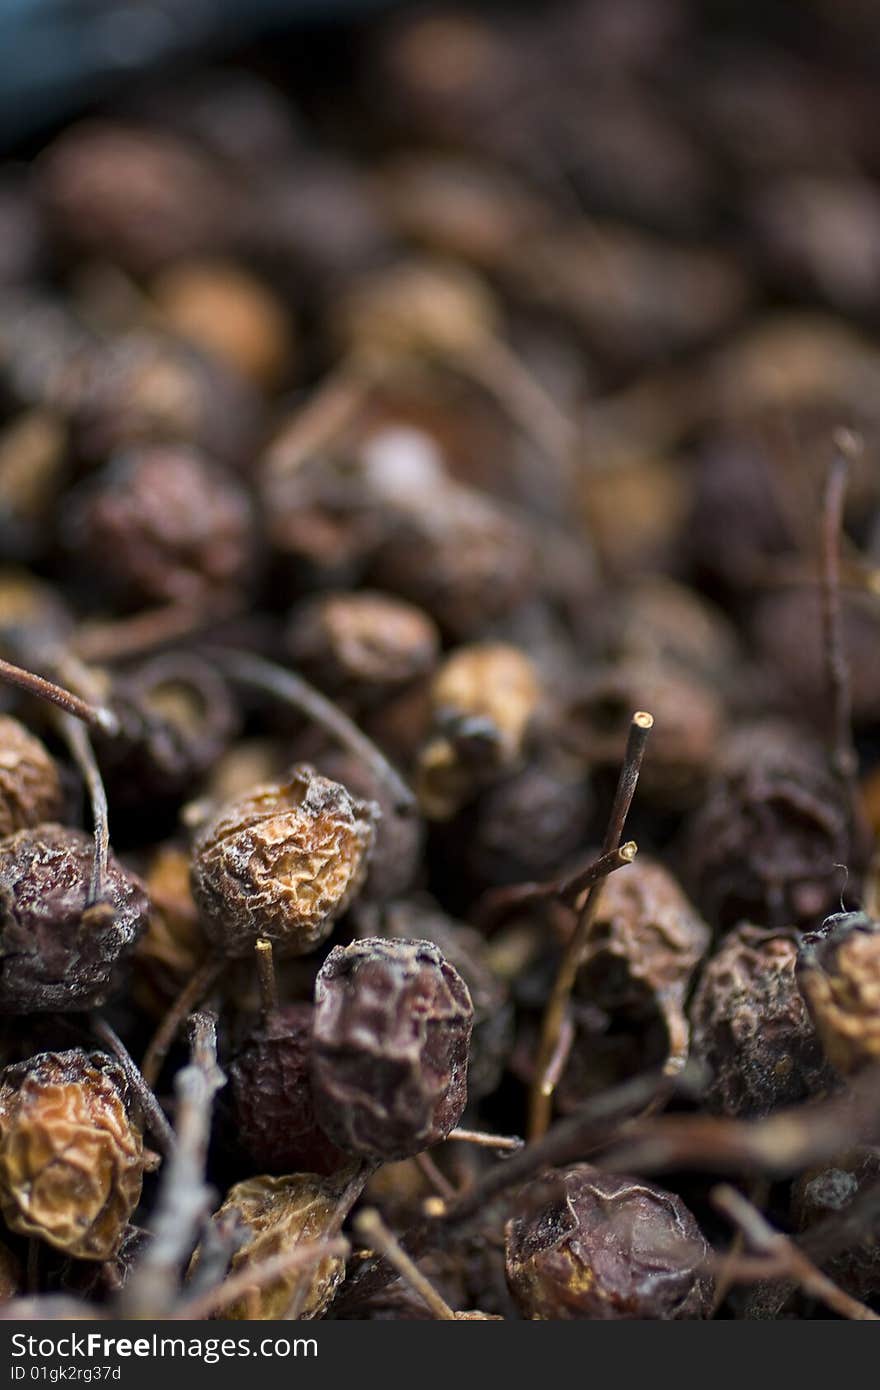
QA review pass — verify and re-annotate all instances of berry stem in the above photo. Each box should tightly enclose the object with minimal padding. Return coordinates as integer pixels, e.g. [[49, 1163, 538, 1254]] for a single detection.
[[354, 1208, 457, 1320], [57, 714, 109, 904], [141, 956, 225, 1090], [91, 1015, 175, 1157], [254, 938, 279, 1021], [204, 646, 415, 813], [0, 655, 118, 734], [821, 430, 859, 796], [529, 711, 652, 1139], [446, 1128, 523, 1152]]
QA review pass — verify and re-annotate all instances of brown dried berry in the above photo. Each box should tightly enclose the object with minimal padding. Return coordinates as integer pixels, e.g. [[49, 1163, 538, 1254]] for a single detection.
[[202, 1173, 348, 1320], [505, 1166, 713, 1320], [0, 825, 149, 1013], [190, 766, 376, 958], [791, 1148, 880, 1300], [570, 857, 710, 1091], [0, 1050, 145, 1260], [417, 643, 542, 819], [229, 1002, 348, 1177], [681, 721, 862, 932], [35, 121, 234, 275], [335, 259, 499, 364], [384, 900, 513, 1100], [285, 590, 440, 707], [95, 654, 239, 810], [690, 924, 837, 1117], [457, 754, 593, 890], [311, 937, 473, 1161], [69, 447, 255, 609], [0, 716, 63, 837], [797, 911, 880, 1076], [369, 476, 535, 639], [71, 331, 258, 469], [565, 659, 723, 808]]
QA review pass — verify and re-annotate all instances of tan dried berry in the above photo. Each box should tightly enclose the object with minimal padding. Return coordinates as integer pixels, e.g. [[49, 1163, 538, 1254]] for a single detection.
[[203, 1173, 348, 1319], [798, 911, 880, 1076], [152, 259, 293, 389], [0, 716, 63, 838], [417, 643, 541, 819], [335, 258, 499, 364], [0, 1050, 146, 1260], [190, 765, 376, 957]]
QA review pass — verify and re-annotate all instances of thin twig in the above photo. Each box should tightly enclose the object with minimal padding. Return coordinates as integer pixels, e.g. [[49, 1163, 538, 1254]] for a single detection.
[[176, 1237, 350, 1321], [254, 938, 278, 1021], [459, 336, 577, 466], [141, 956, 225, 1091], [476, 841, 637, 933], [203, 647, 415, 814], [415, 1151, 457, 1202], [57, 714, 109, 904], [446, 1129, 524, 1153], [712, 1184, 879, 1321], [354, 1209, 456, 1320], [0, 655, 118, 734], [72, 602, 229, 666], [91, 1015, 174, 1157], [821, 430, 859, 795], [263, 360, 374, 480], [121, 1012, 226, 1319], [530, 712, 652, 1138]]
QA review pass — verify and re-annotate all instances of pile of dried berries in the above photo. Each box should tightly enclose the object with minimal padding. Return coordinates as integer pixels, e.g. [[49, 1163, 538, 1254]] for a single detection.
[[4, 0, 880, 1323]]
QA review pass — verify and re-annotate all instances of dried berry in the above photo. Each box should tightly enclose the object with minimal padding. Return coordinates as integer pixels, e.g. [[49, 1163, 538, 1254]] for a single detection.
[[201, 1173, 348, 1319], [565, 659, 723, 808], [335, 259, 499, 364], [95, 654, 239, 810], [690, 924, 836, 1117], [0, 716, 63, 837], [417, 643, 542, 819], [0, 825, 149, 1013], [384, 900, 513, 1100], [681, 721, 862, 932], [797, 911, 880, 1076], [69, 447, 255, 609], [152, 260, 293, 390], [456, 754, 592, 890], [71, 331, 258, 469], [36, 121, 234, 275], [285, 591, 440, 707], [369, 476, 535, 639], [570, 858, 710, 1090], [229, 1003, 348, 1176], [505, 1166, 713, 1320], [191, 765, 376, 958], [0, 1050, 145, 1260], [791, 1148, 880, 1300], [310, 748, 423, 904], [311, 937, 473, 1161]]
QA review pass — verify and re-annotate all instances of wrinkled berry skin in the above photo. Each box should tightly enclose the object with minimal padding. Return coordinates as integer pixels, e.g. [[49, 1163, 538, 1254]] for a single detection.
[[191, 766, 376, 957], [690, 924, 836, 1117], [682, 721, 861, 932], [202, 1173, 348, 1320], [0, 1050, 145, 1260], [0, 716, 63, 838], [69, 446, 255, 609], [0, 825, 149, 1013], [505, 1166, 713, 1320], [797, 911, 880, 1075], [229, 1003, 348, 1176], [311, 937, 473, 1161]]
